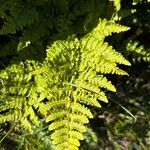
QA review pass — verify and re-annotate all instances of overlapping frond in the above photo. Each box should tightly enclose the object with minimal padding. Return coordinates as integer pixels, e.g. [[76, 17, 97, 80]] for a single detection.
[[0, 60, 41, 130], [0, 0, 39, 35], [126, 40, 150, 62]]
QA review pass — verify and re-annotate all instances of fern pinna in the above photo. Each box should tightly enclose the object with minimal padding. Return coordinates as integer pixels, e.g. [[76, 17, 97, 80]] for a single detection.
[[0, 19, 130, 149]]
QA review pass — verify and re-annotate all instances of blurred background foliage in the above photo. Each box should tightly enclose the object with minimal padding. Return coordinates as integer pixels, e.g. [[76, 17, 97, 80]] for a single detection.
[[0, 0, 150, 149]]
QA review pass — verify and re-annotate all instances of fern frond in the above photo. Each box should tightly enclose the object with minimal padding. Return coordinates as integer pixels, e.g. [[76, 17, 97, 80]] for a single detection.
[[0, 18, 130, 149], [0, 0, 39, 34], [0, 60, 41, 130], [126, 40, 150, 62], [36, 19, 130, 148]]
